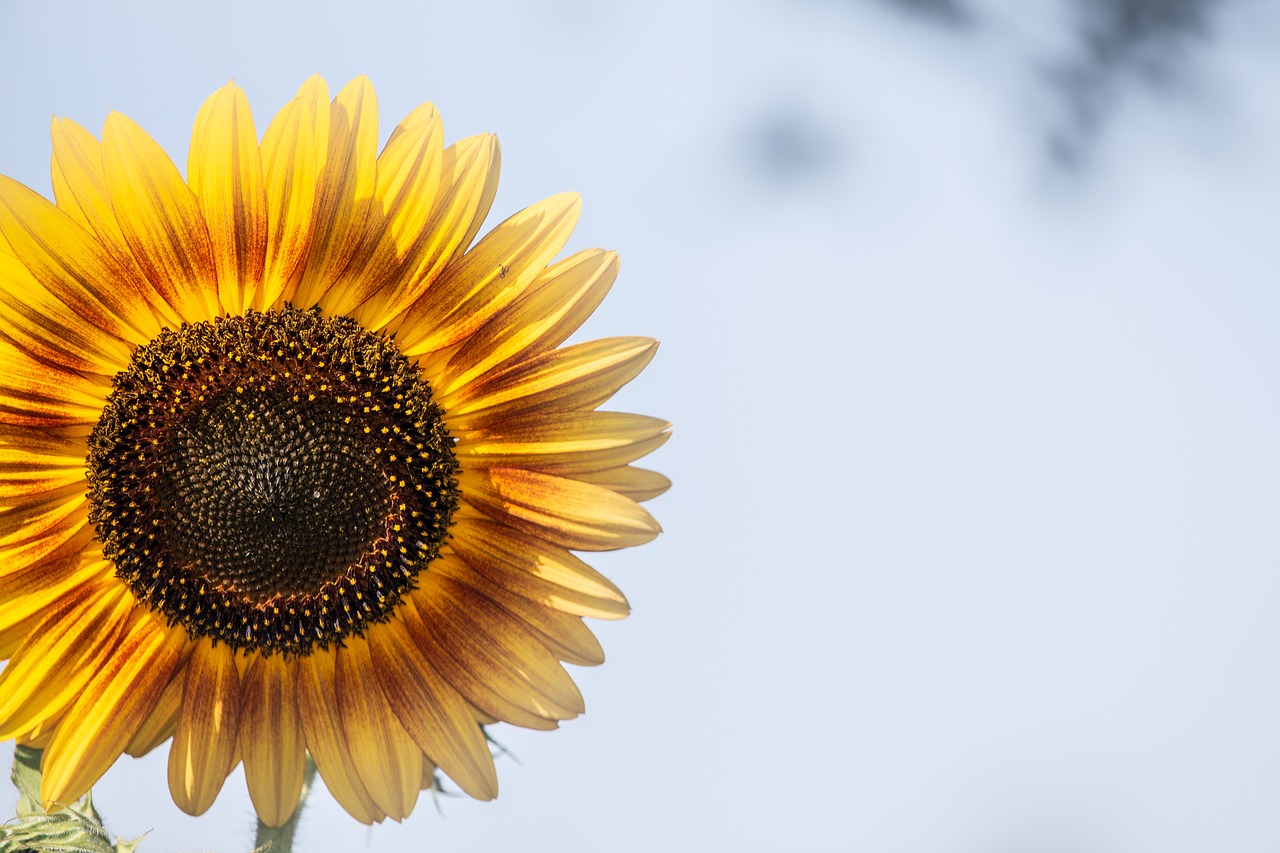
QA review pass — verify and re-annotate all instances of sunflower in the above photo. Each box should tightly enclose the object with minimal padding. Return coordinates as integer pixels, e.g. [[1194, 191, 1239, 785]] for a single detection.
[[0, 76, 667, 827]]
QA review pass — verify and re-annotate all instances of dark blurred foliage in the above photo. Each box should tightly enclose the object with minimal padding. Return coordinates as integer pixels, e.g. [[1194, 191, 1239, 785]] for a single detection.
[[753, 0, 1234, 182], [742, 102, 847, 187], [878, 0, 1230, 168], [1046, 0, 1225, 167], [871, 0, 972, 27]]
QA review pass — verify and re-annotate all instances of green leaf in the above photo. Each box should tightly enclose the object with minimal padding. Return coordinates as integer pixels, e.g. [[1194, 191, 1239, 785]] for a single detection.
[[10, 745, 43, 819], [1, 746, 144, 853]]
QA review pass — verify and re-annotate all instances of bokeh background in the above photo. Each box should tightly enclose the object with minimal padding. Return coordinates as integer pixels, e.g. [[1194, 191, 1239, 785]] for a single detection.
[[3, 1, 1280, 851]]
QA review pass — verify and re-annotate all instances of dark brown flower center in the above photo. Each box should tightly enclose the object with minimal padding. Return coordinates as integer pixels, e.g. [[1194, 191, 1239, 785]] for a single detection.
[[86, 306, 458, 656]]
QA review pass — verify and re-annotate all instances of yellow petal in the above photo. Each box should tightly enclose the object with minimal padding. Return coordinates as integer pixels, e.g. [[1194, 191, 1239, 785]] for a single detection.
[[50, 117, 183, 329], [456, 410, 670, 476], [0, 174, 163, 343], [293, 76, 379, 310], [0, 551, 106, 617], [239, 654, 305, 828], [0, 486, 86, 548], [169, 639, 241, 816], [0, 559, 108, 660], [0, 250, 134, 373], [398, 588, 560, 732], [295, 651, 384, 825], [438, 249, 619, 395], [449, 516, 629, 619], [432, 556, 607, 666], [125, 671, 184, 758], [333, 639, 422, 821], [441, 336, 658, 431], [319, 103, 443, 317], [102, 112, 220, 322], [573, 465, 673, 502], [0, 426, 86, 500], [411, 569, 584, 718], [0, 582, 132, 740], [355, 133, 499, 329], [367, 615, 499, 800], [0, 509, 94, 582], [188, 81, 268, 315], [16, 713, 62, 750], [458, 466, 661, 551], [40, 611, 187, 810], [395, 192, 581, 357], [258, 75, 330, 309]]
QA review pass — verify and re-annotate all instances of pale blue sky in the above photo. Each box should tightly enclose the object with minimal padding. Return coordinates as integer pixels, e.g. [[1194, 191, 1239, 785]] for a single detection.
[[2, 1, 1280, 851]]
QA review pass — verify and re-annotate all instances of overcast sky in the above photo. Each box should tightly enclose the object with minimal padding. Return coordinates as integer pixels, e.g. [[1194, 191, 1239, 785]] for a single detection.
[[2, 1, 1280, 851]]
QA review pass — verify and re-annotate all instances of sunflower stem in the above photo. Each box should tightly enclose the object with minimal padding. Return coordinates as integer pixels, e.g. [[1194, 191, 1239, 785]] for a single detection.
[[251, 755, 317, 853]]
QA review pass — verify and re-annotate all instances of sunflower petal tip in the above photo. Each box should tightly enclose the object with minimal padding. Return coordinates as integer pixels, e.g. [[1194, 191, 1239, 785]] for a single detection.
[[101, 110, 134, 138], [340, 75, 377, 99]]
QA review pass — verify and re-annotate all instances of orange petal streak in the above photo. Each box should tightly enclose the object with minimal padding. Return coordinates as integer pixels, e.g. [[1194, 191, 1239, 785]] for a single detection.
[[102, 113, 220, 322], [0, 582, 133, 740], [40, 611, 187, 810], [333, 639, 423, 821], [239, 654, 305, 828], [441, 336, 658, 432], [458, 466, 661, 551], [367, 615, 499, 800], [258, 75, 330, 309], [295, 651, 384, 824], [188, 81, 269, 315], [169, 639, 241, 816]]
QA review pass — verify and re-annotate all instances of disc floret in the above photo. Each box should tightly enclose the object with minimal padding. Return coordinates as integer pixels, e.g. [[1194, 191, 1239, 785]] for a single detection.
[[86, 307, 459, 656]]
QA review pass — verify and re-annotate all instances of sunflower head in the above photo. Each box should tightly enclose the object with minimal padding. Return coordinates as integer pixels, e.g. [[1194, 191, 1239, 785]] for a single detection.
[[0, 76, 667, 828]]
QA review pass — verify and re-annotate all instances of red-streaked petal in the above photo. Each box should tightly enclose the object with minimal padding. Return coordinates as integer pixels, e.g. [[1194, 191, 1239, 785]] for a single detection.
[[294, 651, 384, 825], [448, 516, 630, 619], [395, 192, 581, 357], [410, 570, 584, 718], [292, 77, 379, 310], [438, 248, 618, 395], [440, 336, 658, 431], [333, 639, 423, 821], [40, 611, 187, 809], [456, 410, 670, 476], [258, 75, 330, 309], [319, 103, 444, 317], [239, 654, 305, 828], [573, 465, 673, 502], [102, 112, 220, 322], [0, 582, 133, 740], [188, 81, 269, 315], [355, 133, 500, 330], [459, 466, 661, 551], [168, 639, 241, 816], [0, 174, 164, 343], [367, 616, 499, 800]]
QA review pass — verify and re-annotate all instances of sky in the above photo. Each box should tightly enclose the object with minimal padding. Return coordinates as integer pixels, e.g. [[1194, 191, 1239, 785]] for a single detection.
[[2, 0, 1280, 851]]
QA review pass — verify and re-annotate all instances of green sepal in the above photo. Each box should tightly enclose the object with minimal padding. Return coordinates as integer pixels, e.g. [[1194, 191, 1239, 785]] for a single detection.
[[1, 746, 146, 853]]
